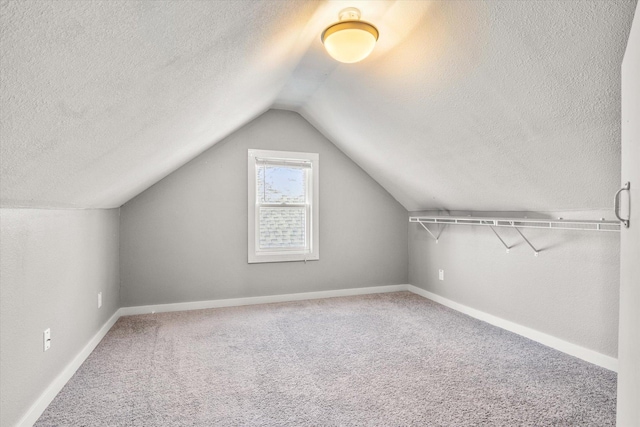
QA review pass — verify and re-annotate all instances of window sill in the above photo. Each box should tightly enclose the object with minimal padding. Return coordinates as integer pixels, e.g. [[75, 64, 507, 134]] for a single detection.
[[248, 252, 320, 264]]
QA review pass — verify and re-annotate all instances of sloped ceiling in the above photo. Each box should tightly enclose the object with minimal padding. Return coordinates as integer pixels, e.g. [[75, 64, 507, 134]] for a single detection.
[[1, 0, 636, 210], [0, 0, 318, 208]]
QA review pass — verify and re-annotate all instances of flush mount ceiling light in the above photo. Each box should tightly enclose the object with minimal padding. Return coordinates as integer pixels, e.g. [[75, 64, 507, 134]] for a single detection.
[[321, 7, 379, 63]]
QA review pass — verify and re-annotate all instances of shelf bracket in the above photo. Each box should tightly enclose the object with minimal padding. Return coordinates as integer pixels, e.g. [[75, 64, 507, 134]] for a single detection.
[[511, 223, 539, 256], [489, 226, 510, 253], [418, 221, 445, 243]]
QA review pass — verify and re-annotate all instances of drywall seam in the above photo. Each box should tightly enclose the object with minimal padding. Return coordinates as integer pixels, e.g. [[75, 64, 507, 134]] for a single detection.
[[16, 309, 121, 427], [119, 285, 408, 316], [407, 285, 618, 371]]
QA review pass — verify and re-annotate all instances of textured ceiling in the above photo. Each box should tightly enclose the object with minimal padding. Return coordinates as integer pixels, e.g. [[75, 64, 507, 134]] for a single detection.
[[0, 0, 318, 208], [1, 1, 637, 210]]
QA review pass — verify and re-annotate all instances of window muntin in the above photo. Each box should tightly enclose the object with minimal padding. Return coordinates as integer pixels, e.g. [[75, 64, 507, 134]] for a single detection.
[[248, 150, 319, 263]]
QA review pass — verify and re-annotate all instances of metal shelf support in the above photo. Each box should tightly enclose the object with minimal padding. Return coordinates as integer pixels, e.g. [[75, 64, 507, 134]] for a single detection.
[[489, 226, 511, 253], [511, 224, 539, 256], [417, 221, 444, 243]]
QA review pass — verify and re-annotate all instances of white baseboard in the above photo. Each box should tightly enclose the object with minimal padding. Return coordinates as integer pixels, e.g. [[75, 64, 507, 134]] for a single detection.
[[18, 309, 121, 427], [121, 284, 616, 371], [119, 284, 409, 316], [19, 285, 407, 426], [19, 283, 617, 426], [406, 285, 618, 372]]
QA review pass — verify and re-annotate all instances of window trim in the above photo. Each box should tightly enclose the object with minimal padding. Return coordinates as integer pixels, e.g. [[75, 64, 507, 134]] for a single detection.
[[248, 149, 319, 264]]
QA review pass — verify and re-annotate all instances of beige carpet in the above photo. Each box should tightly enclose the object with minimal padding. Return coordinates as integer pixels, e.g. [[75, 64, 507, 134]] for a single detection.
[[35, 292, 616, 426]]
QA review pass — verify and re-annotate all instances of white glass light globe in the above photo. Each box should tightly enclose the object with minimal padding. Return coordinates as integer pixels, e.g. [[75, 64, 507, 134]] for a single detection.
[[321, 9, 378, 64], [323, 26, 377, 63]]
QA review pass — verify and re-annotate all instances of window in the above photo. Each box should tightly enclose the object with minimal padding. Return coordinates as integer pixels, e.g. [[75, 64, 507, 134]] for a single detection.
[[248, 149, 319, 263]]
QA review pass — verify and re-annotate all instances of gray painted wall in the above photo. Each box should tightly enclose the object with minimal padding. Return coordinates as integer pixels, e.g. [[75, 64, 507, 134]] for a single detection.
[[120, 110, 408, 307], [409, 210, 620, 357], [0, 208, 120, 426]]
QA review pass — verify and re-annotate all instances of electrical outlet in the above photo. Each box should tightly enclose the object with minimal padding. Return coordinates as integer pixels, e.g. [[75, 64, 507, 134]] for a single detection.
[[43, 328, 51, 352], [438, 269, 444, 281], [98, 292, 102, 308]]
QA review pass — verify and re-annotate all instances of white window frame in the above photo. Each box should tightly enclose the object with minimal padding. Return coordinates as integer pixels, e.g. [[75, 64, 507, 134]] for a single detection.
[[248, 149, 319, 264]]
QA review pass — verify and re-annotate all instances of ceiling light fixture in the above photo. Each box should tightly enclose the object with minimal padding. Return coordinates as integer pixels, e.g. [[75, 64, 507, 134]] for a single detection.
[[321, 7, 378, 64]]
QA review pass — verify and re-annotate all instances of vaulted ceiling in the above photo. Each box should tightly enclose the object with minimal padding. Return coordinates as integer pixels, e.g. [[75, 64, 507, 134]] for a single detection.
[[1, 0, 636, 210]]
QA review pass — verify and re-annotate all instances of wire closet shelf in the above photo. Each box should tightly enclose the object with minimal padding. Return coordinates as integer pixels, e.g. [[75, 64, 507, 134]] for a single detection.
[[409, 216, 621, 256], [409, 216, 621, 232]]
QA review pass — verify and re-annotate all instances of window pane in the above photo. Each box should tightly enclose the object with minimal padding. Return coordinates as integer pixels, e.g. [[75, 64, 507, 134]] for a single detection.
[[257, 165, 306, 204], [259, 207, 306, 250]]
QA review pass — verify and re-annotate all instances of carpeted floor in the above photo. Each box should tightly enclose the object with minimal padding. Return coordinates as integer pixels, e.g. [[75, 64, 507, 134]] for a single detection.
[[35, 292, 617, 426]]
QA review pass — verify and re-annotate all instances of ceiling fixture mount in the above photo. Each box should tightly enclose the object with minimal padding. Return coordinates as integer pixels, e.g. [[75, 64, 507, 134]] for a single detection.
[[321, 7, 379, 64]]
